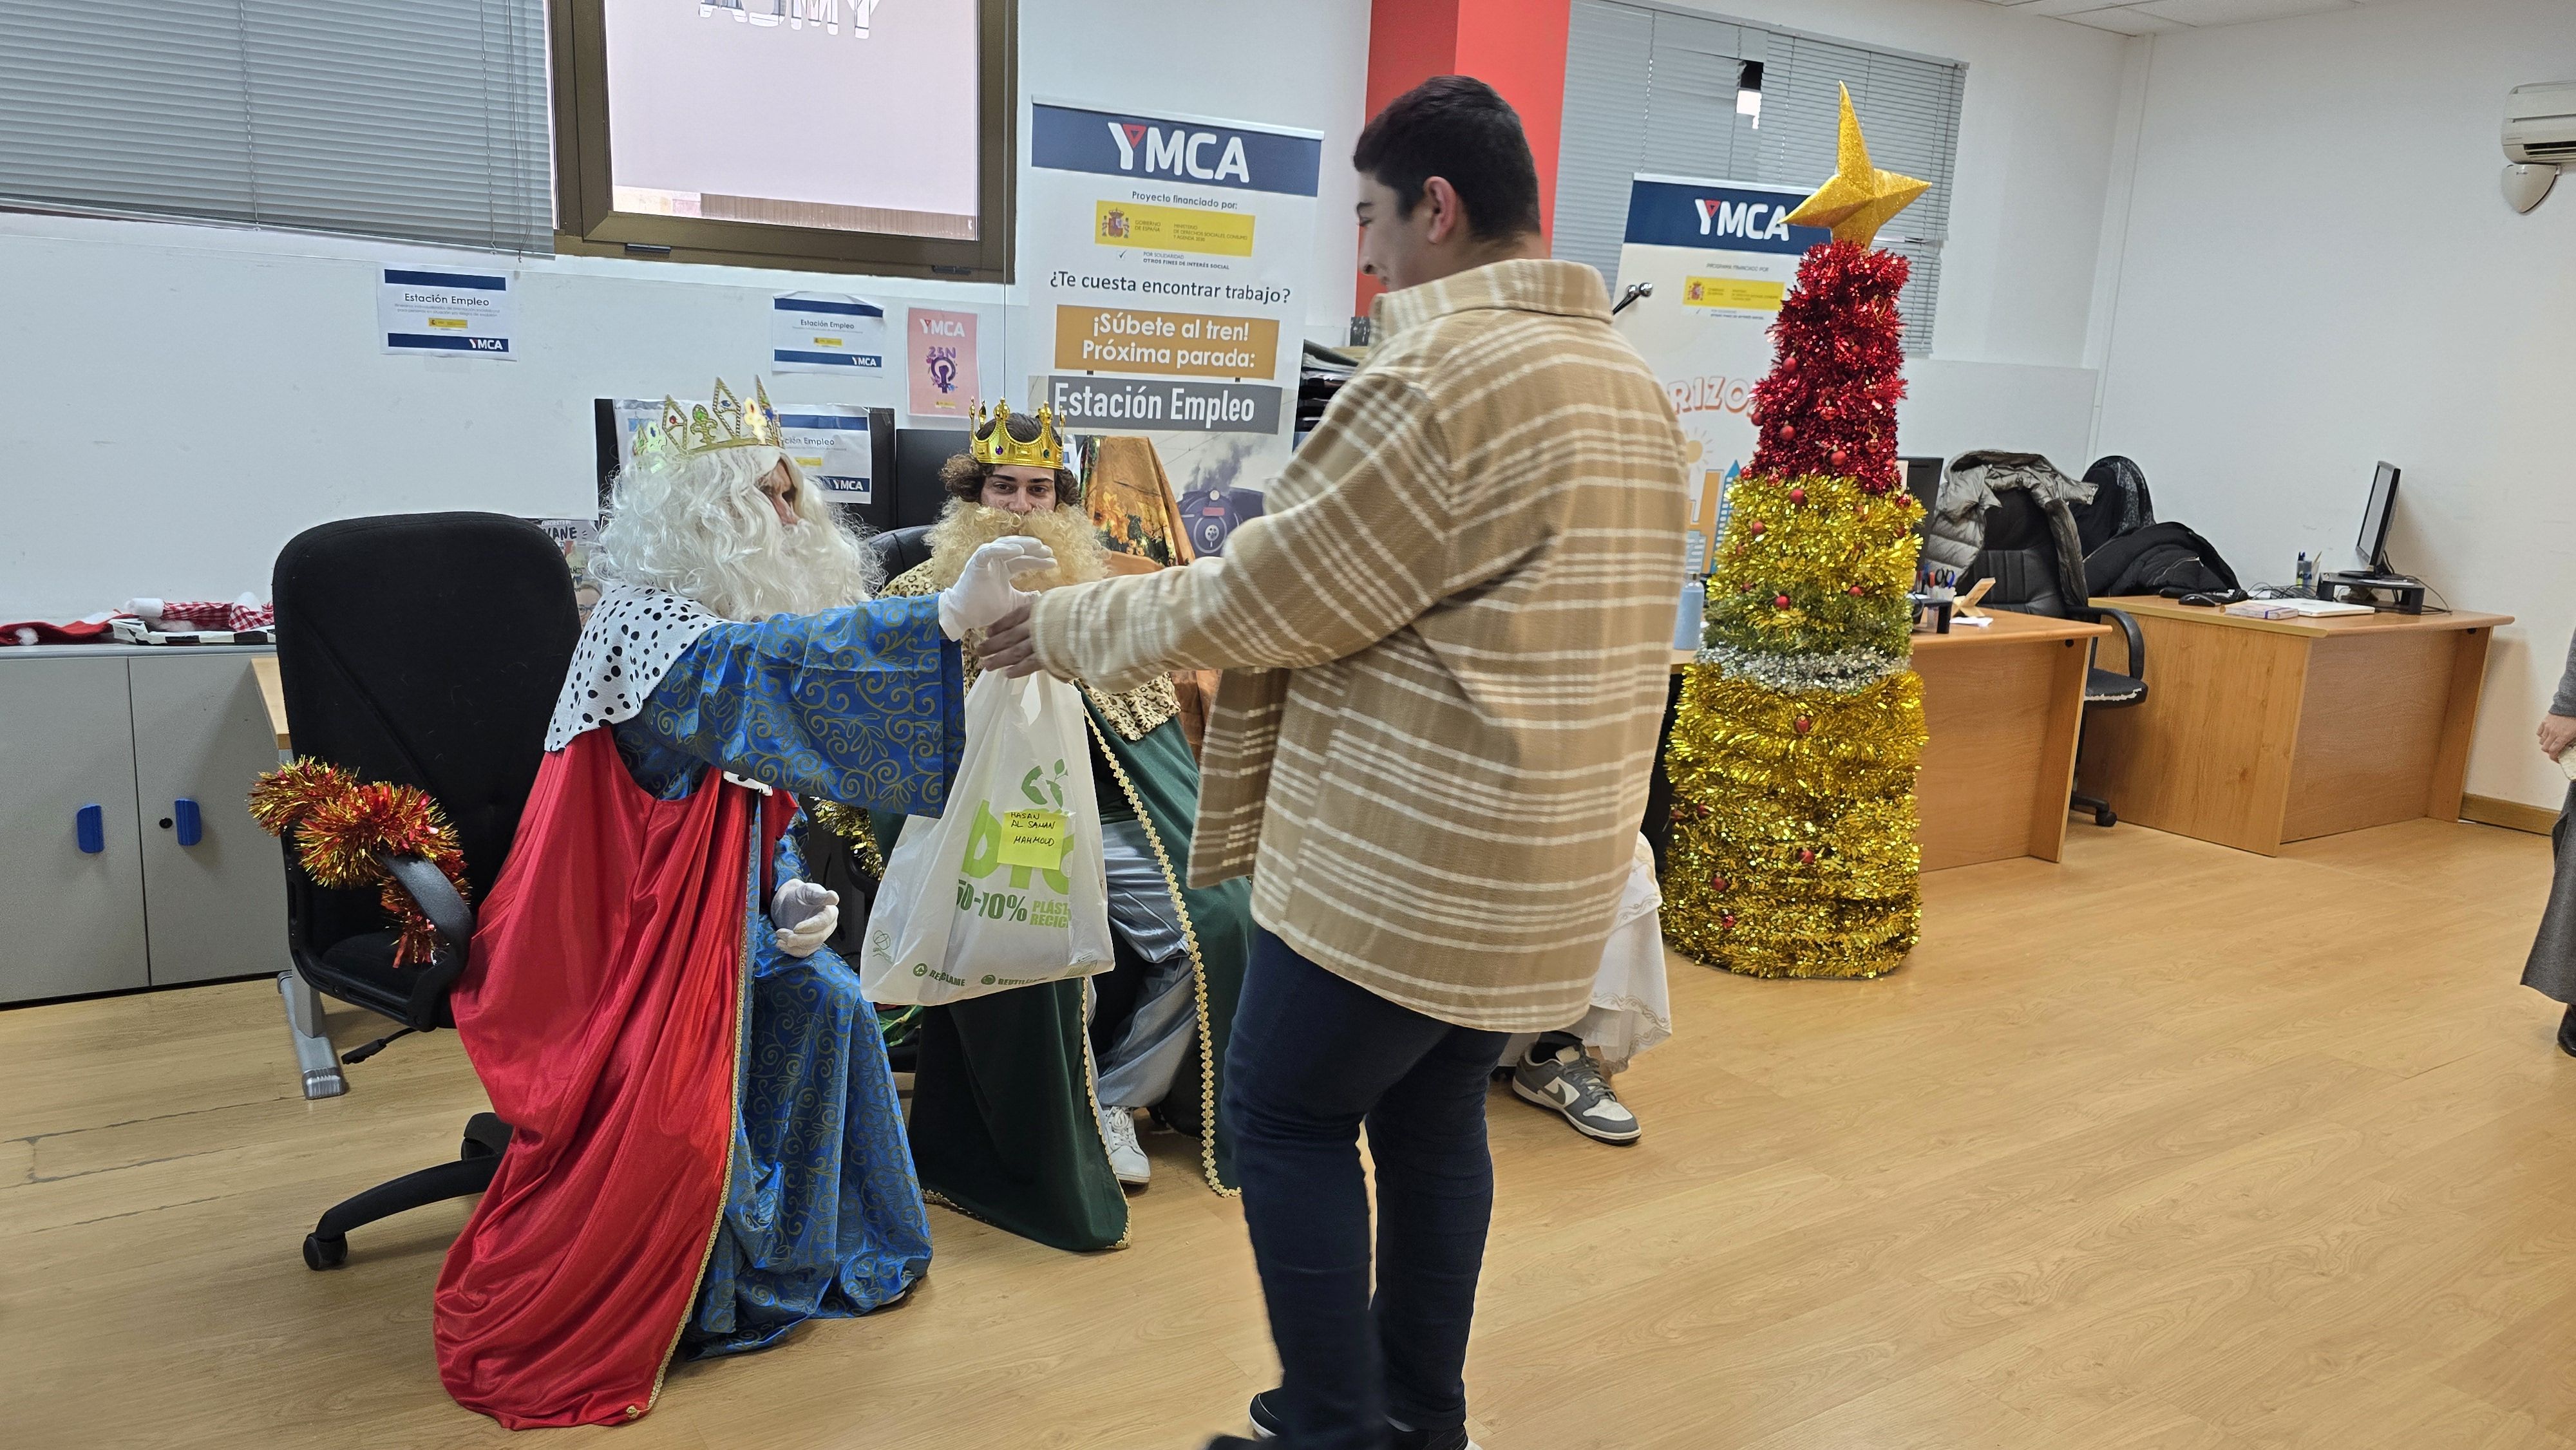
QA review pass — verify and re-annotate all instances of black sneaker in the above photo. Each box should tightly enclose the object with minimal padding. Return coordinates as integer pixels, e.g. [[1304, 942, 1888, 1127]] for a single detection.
[[1246, 1391, 1479, 1449], [1249, 1389, 1285, 1438]]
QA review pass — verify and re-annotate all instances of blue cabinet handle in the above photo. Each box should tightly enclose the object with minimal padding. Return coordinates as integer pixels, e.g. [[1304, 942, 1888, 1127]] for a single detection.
[[175, 798, 203, 847], [76, 804, 104, 854]]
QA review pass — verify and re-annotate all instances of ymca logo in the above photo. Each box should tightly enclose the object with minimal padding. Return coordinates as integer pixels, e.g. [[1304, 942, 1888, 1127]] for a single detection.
[[1695, 197, 1793, 241], [1105, 121, 1253, 184]]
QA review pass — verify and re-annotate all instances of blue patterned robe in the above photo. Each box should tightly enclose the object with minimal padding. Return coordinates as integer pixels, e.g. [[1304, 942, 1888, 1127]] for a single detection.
[[607, 597, 960, 1358]]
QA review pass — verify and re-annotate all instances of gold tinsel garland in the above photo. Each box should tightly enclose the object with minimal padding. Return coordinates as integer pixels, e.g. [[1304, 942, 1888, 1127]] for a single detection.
[[1661, 668, 1926, 977], [1663, 464, 1926, 980], [805, 799, 888, 880], [1702, 472, 1921, 661]]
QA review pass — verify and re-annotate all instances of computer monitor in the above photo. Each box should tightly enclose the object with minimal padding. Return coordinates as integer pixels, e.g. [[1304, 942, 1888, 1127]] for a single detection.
[[1900, 456, 1943, 536], [2356, 460, 2400, 574]]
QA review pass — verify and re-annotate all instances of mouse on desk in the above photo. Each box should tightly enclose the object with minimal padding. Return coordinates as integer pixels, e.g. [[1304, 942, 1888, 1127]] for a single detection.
[[2171, 589, 2245, 607]]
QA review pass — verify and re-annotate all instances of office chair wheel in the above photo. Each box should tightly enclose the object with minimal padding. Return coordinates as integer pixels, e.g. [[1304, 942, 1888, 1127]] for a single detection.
[[2093, 806, 2117, 827], [303, 1231, 349, 1271]]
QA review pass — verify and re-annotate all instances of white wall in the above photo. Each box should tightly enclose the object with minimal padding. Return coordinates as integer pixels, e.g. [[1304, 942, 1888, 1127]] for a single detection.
[[0, 0, 1368, 622], [1653, 0, 2132, 463], [2091, 0, 2576, 809]]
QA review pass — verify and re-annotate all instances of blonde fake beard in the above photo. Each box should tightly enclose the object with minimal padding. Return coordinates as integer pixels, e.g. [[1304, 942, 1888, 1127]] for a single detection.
[[922, 500, 1108, 592]]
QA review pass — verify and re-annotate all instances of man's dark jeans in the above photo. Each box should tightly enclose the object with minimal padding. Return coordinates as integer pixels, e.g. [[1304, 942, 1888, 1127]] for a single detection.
[[1223, 928, 1510, 1450]]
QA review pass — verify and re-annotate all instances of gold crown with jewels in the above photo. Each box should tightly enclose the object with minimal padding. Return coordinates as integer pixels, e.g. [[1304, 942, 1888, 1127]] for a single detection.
[[969, 399, 1065, 470], [630, 377, 783, 463]]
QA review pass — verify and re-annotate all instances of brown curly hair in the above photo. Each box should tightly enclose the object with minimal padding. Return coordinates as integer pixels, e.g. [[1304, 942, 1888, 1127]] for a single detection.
[[939, 452, 1082, 506]]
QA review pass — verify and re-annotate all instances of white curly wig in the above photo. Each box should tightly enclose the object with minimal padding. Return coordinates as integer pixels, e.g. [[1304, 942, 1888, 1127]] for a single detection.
[[589, 444, 881, 621]]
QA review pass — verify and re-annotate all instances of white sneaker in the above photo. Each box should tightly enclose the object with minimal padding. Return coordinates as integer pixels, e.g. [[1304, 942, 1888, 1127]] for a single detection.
[[1099, 1104, 1150, 1186]]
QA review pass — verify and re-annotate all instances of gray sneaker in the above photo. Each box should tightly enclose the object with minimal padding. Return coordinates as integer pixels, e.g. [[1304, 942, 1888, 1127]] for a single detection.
[[1511, 1043, 1641, 1144]]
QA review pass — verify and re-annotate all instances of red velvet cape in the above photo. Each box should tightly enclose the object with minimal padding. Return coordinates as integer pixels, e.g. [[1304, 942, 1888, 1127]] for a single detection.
[[433, 728, 791, 1428]]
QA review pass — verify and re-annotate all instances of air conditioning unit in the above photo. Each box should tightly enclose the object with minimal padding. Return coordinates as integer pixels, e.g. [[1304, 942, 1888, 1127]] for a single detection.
[[2505, 82, 2576, 164]]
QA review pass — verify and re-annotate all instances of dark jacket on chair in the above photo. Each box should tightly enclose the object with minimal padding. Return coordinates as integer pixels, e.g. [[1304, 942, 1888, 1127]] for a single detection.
[[2084, 521, 2240, 598]]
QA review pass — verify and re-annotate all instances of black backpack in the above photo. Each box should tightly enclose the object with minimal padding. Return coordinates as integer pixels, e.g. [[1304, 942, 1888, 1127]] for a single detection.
[[2074, 455, 2156, 556]]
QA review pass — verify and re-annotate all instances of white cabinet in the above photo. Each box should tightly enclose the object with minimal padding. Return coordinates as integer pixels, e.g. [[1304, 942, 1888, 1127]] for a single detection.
[[0, 646, 286, 1003], [0, 656, 151, 999], [129, 653, 292, 986]]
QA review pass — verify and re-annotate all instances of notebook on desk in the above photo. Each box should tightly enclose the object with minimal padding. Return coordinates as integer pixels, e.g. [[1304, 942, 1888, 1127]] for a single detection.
[[2226, 597, 2372, 619]]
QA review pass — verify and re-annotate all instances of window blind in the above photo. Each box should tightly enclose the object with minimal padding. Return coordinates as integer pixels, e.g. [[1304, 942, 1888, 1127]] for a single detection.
[[0, 0, 551, 254], [1552, 1, 1965, 355]]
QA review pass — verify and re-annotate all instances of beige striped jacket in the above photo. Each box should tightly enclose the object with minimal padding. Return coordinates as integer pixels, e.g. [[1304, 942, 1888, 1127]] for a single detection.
[[1028, 258, 1687, 1030]]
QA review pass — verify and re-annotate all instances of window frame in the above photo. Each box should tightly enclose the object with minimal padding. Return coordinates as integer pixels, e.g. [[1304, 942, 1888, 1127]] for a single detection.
[[548, 0, 1018, 282]]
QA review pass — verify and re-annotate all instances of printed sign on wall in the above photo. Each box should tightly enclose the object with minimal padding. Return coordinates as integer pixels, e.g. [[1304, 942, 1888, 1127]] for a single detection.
[[377, 267, 516, 358], [775, 406, 875, 504], [906, 307, 979, 421], [772, 293, 887, 375], [1021, 100, 1321, 514], [1613, 175, 1827, 573]]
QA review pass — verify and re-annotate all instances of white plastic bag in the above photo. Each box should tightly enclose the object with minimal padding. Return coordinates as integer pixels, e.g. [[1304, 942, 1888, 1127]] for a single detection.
[[860, 670, 1114, 1004]]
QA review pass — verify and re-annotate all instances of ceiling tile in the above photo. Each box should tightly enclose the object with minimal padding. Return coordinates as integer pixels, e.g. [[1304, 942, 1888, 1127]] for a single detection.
[[2017, 0, 2139, 16], [2131, 0, 2358, 23], [2067, 6, 2195, 32]]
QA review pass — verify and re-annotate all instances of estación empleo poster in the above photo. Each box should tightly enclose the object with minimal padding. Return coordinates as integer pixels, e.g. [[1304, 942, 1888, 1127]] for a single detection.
[[1018, 100, 1323, 555]]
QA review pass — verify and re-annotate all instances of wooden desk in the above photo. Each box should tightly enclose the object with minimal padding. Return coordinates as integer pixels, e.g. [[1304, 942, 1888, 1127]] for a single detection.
[[2076, 596, 2511, 855], [1667, 608, 2110, 871], [251, 655, 291, 750]]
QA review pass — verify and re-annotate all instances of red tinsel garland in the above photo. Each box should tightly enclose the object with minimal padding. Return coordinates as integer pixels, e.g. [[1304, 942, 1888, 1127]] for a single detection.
[[249, 758, 471, 966], [1745, 240, 1913, 496]]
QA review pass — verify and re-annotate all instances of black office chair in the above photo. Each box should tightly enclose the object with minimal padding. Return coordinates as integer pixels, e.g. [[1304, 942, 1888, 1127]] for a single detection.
[[1964, 491, 2148, 828], [2068, 625, 2148, 827], [270, 513, 580, 1269], [870, 523, 936, 583]]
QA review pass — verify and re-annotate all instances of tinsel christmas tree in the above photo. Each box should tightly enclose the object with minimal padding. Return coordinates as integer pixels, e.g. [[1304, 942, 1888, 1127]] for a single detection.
[[1661, 89, 1932, 980]]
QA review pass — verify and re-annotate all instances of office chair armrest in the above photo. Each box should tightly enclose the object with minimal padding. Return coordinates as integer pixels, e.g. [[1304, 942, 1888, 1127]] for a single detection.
[[2069, 605, 2146, 679], [381, 854, 477, 1011], [381, 853, 475, 947]]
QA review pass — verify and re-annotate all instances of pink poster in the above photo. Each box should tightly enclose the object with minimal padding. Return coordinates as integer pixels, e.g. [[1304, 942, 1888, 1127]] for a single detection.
[[907, 307, 978, 420]]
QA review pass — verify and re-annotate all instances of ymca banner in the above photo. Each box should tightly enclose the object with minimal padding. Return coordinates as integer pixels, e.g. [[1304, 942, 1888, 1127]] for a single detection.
[[1020, 99, 1322, 551], [1613, 174, 1827, 576]]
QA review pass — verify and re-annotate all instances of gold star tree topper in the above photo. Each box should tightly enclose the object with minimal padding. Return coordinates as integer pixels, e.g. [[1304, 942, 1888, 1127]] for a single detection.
[[1783, 86, 1930, 248]]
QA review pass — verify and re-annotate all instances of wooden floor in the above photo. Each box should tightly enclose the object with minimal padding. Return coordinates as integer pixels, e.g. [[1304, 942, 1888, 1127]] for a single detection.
[[8, 818, 2576, 1449]]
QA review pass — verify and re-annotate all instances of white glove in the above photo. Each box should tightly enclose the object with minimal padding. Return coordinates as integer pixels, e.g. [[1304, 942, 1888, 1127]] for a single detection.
[[938, 538, 1056, 639], [770, 878, 839, 958]]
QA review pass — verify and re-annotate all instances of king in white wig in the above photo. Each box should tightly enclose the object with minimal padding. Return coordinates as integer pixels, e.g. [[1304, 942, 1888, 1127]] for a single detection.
[[589, 384, 881, 621], [428, 378, 1051, 1429]]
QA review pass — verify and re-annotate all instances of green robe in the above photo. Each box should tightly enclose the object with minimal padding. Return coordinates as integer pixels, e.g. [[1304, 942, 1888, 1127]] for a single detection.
[[806, 579, 1248, 1252]]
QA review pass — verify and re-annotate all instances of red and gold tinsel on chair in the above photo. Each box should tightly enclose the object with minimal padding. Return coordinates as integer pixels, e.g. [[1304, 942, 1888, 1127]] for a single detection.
[[249, 758, 469, 965]]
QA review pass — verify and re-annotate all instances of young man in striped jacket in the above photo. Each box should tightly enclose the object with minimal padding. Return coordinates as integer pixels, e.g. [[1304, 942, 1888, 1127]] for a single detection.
[[985, 75, 1687, 1450]]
